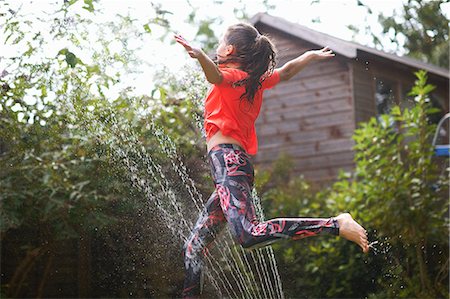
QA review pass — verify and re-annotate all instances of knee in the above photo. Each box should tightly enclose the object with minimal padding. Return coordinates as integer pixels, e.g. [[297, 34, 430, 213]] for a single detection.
[[234, 231, 256, 249], [226, 221, 257, 249]]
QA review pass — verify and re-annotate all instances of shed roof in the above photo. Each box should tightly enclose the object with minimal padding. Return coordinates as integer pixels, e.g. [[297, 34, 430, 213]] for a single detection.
[[250, 13, 449, 79]]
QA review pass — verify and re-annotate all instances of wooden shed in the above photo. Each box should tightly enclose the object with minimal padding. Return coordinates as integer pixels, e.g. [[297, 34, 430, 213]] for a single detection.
[[250, 13, 449, 185]]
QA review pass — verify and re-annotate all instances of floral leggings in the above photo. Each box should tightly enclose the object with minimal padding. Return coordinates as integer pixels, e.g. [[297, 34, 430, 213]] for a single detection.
[[182, 144, 339, 297]]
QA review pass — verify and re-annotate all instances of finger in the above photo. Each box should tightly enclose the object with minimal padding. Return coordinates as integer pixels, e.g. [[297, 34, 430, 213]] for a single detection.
[[174, 34, 186, 42], [175, 35, 189, 44], [360, 239, 369, 252], [174, 36, 184, 43], [360, 244, 366, 252], [174, 34, 185, 43], [174, 35, 186, 42], [175, 38, 190, 48]]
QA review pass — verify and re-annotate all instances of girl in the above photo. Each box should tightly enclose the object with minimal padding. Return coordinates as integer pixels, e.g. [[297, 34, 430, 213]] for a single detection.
[[175, 23, 369, 298]]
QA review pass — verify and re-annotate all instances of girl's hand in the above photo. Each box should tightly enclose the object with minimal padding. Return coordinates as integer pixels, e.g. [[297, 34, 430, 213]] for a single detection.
[[308, 46, 335, 60], [174, 34, 203, 59]]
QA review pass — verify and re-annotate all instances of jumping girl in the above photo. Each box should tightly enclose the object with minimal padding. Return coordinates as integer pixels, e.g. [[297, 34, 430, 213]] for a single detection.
[[175, 22, 369, 298]]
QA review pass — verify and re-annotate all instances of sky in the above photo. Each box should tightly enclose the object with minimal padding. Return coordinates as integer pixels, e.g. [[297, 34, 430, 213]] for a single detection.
[[1, 0, 449, 99]]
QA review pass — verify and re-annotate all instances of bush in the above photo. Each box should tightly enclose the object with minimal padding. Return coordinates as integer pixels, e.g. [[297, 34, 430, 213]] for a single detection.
[[257, 70, 448, 298]]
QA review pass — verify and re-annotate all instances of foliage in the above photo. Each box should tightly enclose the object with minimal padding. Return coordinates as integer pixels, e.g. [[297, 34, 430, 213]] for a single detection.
[[257, 70, 448, 298], [378, 0, 449, 68], [0, 1, 210, 297], [347, 0, 449, 68], [2, 0, 448, 297], [349, 70, 449, 298], [1, 0, 283, 296]]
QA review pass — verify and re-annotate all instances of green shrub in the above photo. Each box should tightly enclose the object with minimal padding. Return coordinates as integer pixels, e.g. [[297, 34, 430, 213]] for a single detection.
[[258, 70, 448, 298]]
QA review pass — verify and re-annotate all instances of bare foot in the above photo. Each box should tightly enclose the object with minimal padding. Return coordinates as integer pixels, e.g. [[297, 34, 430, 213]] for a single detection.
[[335, 213, 369, 253]]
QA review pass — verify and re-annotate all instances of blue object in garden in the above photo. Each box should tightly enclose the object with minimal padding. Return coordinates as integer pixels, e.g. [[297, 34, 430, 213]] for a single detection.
[[432, 113, 450, 157]]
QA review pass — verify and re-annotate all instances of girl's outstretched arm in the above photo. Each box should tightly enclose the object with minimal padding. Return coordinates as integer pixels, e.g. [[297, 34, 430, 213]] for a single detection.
[[277, 46, 335, 82], [174, 34, 223, 84]]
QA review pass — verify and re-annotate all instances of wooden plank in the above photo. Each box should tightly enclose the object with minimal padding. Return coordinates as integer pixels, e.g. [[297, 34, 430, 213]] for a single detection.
[[355, 97, 375, 106], [354, 86, 374, 98], [257, 110, 354, 137], [258, 120, 301, 136], [300, 110, 354, 130], [263, 83, 352, 110], [354, 101, 375, 113], [257, 137, 354, 162], [261, 97, 353, 123], [354, 78, 374, 88], [356, 105, 375, 114], [353, 62, 376, 127], [316, 138, 355, 155], [267, 82, 351, 105], [276, 69, 349, 91], [271, 76, 350, 99], [258, 123, 355, 148]]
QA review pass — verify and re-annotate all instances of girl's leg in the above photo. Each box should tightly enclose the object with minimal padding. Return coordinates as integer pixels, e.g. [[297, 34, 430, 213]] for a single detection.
[[182, 190, 226, 298], [210, 145, 339, 249]]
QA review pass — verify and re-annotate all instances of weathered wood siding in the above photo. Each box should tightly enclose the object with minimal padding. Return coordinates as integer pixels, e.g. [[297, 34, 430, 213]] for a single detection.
[[255, 25, 356, 184], [352, 59, 376, 125], [255, 24, 449, 185], [352, 52, 449, 126]]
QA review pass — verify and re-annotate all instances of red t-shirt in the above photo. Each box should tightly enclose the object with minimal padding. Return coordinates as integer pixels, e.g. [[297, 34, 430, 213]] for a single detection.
[[204, 67, 280, 155]]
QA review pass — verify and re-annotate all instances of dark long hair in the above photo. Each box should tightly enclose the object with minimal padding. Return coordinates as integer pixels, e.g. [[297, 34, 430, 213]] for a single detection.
[[220, 23, 277, 104]]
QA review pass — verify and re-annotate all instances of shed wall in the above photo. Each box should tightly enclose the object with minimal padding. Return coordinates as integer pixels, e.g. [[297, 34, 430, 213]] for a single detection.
[[255, 25, 356, 184]]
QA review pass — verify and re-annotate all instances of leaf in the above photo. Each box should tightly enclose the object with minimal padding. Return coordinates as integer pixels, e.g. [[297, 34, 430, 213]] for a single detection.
[[143, 24, 152, 33], [391, 105, 401, 116], [82, 0, 95, 12]]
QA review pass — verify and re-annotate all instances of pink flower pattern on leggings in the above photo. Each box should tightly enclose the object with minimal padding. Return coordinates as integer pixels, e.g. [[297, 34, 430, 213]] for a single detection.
[[216, 184, 230, 211], [224, 150, 247, 174], [182, 145, 340, 298]]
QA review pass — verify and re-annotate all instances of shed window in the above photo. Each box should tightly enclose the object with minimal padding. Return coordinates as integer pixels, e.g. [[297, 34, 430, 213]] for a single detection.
[[375, 78, 396, 116]]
